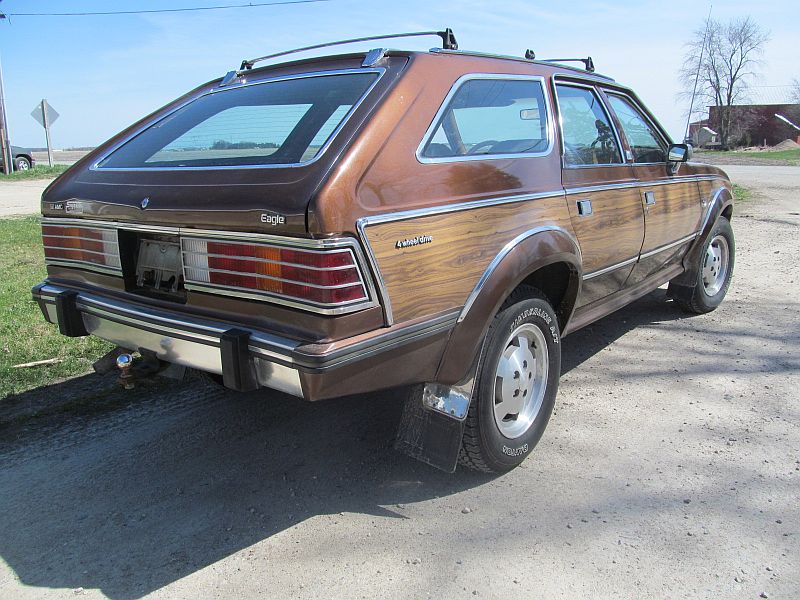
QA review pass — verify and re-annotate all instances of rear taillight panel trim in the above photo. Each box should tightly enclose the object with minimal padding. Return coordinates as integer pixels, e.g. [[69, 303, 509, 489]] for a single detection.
[[180, 232, 376, 313], [42, 222, 122, 276], [40, 218, 380, 316]]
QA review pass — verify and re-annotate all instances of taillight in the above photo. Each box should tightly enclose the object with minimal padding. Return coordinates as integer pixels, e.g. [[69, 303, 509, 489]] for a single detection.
[[42, 224, 121, 273], [182, 238, 371, 308]]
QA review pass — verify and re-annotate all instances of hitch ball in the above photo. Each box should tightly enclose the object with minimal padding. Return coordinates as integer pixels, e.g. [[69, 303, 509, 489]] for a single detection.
[[116, 353, 135, 389]]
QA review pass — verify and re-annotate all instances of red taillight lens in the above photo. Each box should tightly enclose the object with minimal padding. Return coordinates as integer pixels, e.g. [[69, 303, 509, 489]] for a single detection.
[[42, 224, 121, 271], [182, 238, 370, 307]]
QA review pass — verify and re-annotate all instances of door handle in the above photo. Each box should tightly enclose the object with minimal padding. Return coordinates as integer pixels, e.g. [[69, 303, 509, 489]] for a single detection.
[[644, 191, 656, 206], [577, 199, 593, 216]]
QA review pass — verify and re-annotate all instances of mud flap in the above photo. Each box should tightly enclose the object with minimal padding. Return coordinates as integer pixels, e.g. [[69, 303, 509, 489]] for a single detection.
[[395, 380, 473, 473]]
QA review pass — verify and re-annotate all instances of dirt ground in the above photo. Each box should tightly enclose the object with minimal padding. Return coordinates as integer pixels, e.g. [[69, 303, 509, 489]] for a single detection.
[[0, 165, 798, 599], [30, 150, 90, 166]]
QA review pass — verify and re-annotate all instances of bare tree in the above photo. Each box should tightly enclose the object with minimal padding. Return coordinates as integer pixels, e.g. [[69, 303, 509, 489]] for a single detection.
[[680, 16, 769, 149], [792, 78, 800, 103]]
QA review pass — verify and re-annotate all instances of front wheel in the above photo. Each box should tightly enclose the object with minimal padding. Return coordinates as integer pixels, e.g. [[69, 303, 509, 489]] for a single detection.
[[14, 156, 31, 171], [673, 217, 735, 314], [459, 288, 561, 473]]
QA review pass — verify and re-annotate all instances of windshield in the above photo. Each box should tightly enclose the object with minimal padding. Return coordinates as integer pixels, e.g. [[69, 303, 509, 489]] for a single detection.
[[97, 72, 379, 169]]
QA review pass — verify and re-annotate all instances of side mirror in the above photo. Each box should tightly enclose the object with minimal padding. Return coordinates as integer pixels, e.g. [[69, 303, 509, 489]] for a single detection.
[[668, 143, 692, 163]]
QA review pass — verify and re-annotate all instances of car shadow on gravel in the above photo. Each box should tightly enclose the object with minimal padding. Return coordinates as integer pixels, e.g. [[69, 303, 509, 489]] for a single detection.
[[0, 288, 694, 599], [560, 288, 689, 374]]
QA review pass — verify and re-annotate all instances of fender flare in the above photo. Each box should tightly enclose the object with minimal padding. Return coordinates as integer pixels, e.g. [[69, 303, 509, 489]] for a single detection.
[[671, 184, 734, 288], [435, 226, 582, 384]]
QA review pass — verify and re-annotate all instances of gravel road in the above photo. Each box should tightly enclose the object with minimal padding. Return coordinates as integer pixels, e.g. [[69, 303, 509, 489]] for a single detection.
[[0, 165, 798, 599], [0, 180, 51, 217]]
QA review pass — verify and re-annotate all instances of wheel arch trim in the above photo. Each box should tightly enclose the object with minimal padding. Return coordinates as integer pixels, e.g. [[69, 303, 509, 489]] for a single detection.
[[436, 226, 581, 384], [458, 225, 582, 323]]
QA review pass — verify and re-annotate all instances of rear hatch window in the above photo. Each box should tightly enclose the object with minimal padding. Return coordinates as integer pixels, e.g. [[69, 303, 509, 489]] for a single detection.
[[97, 72, 379, 169]]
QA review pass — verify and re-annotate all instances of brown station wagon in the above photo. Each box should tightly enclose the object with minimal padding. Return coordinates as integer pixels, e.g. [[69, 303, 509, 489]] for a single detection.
[[32, 30, 735, 473]]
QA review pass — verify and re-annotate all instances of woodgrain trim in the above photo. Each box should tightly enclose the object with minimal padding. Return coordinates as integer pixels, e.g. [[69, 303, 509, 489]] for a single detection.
[[360, 194, 572, 323]]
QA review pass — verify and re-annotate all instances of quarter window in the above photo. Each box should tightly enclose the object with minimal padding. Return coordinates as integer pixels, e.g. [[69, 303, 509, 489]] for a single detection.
[[420, 78, 550, 159], [555, 84, 622, 166], [606, 94, 667, 163]]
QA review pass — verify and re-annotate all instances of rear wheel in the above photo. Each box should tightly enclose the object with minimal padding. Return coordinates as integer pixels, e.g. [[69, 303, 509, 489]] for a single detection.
[[673, 217, 735, 314], [459, 288, 560, 473]]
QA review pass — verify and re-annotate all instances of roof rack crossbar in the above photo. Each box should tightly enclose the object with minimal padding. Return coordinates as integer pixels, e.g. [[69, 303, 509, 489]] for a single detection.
[[535, 55, 595, 73], [239, 29, 458, 70]]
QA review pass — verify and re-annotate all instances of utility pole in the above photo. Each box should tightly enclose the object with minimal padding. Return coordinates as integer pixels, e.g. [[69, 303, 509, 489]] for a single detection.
[[0, 7, 11, 174], [0, 50, 12, 175]]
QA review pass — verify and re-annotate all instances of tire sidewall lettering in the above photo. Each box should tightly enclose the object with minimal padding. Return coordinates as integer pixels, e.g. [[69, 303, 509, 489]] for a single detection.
[[510, 306, 559, 344]]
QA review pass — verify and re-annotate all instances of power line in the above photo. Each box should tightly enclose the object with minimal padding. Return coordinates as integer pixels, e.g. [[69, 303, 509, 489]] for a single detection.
[[0, 0, 330, 18]]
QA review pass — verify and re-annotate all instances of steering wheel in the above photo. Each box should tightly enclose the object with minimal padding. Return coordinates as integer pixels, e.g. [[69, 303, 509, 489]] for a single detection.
[[467, 140, 499, 155]]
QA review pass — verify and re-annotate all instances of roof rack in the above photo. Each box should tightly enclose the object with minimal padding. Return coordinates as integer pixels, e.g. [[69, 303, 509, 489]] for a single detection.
[[524, 50, 595, 73], [239, 29, 458, 71]]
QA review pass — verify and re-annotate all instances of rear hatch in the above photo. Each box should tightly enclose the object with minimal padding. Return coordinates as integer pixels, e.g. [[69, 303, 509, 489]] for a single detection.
[[39, 55, 406, 332], [42, 54, 407, 235]]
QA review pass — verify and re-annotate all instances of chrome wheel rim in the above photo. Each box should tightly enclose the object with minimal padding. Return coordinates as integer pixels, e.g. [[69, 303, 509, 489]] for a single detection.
[[492, 323, 549, 439], [702, 234, 729, 296], [16, 160, 29, 171]]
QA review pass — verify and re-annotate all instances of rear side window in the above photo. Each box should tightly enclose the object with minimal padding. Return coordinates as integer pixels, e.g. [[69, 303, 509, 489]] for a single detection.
[[606, 94, 667, 163], [97, 72, 378, 169], [555, 84, 622, 166], [420, 77, 550, 160]]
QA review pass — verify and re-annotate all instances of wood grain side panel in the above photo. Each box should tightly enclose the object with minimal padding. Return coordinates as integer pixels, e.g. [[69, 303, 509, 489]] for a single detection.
[[639, 180, 703, 252], [565, 187, 644, 273], [365, 196, 571, 322]]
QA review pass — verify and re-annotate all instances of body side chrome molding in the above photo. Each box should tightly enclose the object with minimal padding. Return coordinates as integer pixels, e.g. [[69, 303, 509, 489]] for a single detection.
[[582, 256, 638, 280], [458, 225, 582, 322], [639, 232, 699, 260], [564, 174, 720, 195], [90, 68, 386, 172], [415, 73, 556, 164], [582, 231, 700, 280]]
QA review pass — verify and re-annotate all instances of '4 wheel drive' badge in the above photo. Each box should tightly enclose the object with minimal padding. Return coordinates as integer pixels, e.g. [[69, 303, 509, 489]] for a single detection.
[[395, 234, 433, 249], [140, 197, 150, 209]]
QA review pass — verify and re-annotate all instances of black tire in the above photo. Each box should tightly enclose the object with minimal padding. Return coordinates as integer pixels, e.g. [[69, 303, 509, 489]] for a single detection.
[[673, 218, 735, 314], [14, 156, 31, 171], [459, 287, 561, 473]]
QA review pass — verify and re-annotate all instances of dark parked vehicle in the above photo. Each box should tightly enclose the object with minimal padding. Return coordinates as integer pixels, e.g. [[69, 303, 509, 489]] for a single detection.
[[33, 31, 735, 472], [4, 145, 35, 171]]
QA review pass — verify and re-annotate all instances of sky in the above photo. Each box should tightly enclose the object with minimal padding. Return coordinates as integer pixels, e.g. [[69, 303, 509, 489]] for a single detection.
[[0, 0, 796, 149]]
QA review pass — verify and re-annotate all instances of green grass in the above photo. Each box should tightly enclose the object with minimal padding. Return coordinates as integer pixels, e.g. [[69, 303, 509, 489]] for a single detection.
[[0, 216, 112, 399], [696, 148, 800, 164], [732, 183, 752, 203], [0, 164, 69, 181]]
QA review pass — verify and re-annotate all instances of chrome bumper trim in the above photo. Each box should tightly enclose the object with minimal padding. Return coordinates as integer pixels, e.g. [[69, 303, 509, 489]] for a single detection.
[[33, 283, 304, 397], [32, 283, 460, 393]]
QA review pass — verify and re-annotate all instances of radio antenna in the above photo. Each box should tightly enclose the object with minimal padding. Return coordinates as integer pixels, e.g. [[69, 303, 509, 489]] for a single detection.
[[684, 4, 713, 143]]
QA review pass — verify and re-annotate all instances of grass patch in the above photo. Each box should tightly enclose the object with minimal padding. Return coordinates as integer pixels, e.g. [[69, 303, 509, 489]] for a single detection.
[[0, 164, 69, 181], [695, 148, 800, 165], [0, 216, 112, 399], [730, 148, 800, 161], [732, 183, 752, 203]]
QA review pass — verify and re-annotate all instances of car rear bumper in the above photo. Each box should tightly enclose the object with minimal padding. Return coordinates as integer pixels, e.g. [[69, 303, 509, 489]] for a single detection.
[[32, 282, 456, 400]]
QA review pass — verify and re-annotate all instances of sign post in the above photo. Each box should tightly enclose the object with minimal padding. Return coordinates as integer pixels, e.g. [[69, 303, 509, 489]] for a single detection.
[[31, 99, 59, 167]]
